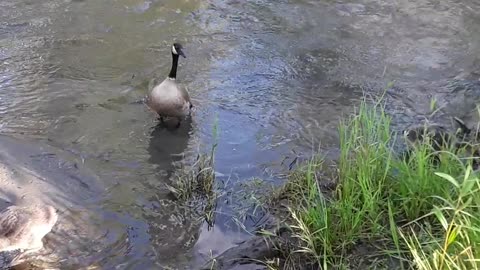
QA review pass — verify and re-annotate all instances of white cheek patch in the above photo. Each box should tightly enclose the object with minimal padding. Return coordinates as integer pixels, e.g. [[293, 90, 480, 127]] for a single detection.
[[172, 45, 178, 55]]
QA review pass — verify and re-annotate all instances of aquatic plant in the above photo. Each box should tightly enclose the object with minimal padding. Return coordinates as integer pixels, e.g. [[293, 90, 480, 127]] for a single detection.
[[167, 115, 219, 229]]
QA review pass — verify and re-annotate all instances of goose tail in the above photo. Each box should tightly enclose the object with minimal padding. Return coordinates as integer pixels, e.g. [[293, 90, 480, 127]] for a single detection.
[[0, 238, 12, 252]]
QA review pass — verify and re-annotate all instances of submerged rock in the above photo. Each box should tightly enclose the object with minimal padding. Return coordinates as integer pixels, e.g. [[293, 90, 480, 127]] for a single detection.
[[200, 232, 282, 270]]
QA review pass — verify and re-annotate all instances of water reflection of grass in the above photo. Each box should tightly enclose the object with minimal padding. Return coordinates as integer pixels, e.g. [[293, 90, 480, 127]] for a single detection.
[[278, 97, 480, 269]]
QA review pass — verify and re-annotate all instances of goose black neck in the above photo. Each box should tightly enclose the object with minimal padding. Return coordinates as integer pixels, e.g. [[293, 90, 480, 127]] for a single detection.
[[168, 53, 179, 79]]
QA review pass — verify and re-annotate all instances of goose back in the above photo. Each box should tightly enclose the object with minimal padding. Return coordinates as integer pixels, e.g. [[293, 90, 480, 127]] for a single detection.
[[0, 205, 57, 252]]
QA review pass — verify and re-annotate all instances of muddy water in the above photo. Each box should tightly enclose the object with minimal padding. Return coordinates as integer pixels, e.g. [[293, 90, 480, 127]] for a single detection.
[[0, 0, 479, 268]]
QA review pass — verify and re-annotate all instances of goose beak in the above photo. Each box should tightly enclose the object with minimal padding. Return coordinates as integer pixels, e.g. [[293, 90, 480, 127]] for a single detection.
[[178, 49, 186, 58]]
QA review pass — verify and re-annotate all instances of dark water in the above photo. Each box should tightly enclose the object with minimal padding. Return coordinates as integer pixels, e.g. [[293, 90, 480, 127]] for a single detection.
[[0, 0, 479, 268]]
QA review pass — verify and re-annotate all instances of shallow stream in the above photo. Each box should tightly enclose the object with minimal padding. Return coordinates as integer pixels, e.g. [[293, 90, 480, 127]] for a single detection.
[[0, 0, 479, 268]]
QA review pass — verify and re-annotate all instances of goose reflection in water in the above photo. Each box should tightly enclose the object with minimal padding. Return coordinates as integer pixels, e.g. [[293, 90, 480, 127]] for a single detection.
[[147, 118, 193, 177]]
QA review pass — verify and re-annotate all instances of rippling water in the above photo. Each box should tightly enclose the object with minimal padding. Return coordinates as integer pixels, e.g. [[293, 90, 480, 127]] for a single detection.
[[0, 0, 479, 268]]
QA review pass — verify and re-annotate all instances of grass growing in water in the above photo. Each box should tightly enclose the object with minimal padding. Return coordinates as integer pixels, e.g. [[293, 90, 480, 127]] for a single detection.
[[167, 115, 220, 228], [284, 97, 480, 269]]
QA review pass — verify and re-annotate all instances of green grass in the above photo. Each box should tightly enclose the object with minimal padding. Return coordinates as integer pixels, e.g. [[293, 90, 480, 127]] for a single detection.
[[283, 96, 480, 269]]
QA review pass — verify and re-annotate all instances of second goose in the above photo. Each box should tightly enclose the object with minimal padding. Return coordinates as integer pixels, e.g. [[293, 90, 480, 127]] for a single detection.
[[0, 204, 58, 254]]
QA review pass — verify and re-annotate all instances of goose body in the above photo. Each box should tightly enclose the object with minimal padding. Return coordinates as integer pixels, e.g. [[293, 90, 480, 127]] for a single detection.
[[404, 123, 452, 151], [0, 205, 58, 253], [147, 78, 191, 118], [147, 43, 192, 126], [403, 118, 480, 169], [404, 117, 474, 151]]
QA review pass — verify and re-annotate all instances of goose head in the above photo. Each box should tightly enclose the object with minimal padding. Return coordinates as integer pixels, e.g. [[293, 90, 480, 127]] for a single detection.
[[172, 43, 186, 58]]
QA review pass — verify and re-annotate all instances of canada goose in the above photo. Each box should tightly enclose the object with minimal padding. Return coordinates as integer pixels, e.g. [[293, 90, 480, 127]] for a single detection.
[[0, 205, 58, 254], [403, 118, 480, 168], [404, 123, 452, 151], [146, 43, 193, 127], [453, 116, 473, 139], [402, 122, 454, 166], [403, 117, 473, 148], [452, 117, 480, 169]]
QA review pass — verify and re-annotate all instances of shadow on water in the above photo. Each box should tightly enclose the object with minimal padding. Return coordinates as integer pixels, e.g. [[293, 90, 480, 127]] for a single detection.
[[147, 117, 193, 178]]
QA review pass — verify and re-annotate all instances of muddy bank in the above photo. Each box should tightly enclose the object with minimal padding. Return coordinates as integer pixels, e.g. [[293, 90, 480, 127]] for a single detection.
[[0, 135, 109, 268], [200, 228, 284, 270]]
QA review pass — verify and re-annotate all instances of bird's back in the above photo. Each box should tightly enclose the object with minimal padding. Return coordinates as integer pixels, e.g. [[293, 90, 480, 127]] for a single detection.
[[0, 206, 30, 251], [0, 205, 57, 252]]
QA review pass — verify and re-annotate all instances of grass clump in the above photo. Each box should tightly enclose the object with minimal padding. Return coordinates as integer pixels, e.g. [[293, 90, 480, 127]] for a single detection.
[[282, 97, 480, 269], [167, 116, 220, 228]]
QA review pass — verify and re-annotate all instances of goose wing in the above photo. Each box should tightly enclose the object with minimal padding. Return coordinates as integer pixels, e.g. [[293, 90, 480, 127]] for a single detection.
[[179, 84, 192, 106], [0, 207, 25, 238]]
